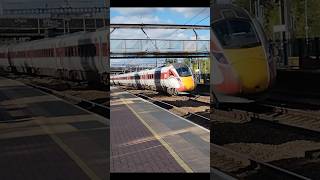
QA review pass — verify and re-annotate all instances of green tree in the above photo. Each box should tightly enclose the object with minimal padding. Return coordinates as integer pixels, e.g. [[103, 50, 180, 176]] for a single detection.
[[233, 0, 320, 38]]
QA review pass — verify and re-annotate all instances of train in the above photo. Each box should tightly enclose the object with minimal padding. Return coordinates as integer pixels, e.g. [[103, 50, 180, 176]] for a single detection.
[[0, 28, 109, 85], [110, 63, 196, 95], [210, 4, 276, 103]]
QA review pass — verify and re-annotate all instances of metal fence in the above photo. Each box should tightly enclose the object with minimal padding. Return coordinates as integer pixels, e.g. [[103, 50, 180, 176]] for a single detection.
[[272, 37, 320, 69]]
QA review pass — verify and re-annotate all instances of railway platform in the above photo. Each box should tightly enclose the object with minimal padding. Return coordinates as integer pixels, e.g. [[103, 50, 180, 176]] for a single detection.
[[0, 77, 108, 180], [110, 86, 210, 173]]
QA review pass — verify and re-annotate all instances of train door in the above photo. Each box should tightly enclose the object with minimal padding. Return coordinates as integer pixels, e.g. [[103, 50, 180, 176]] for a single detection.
[[97, 33, 108, 82], [98, 35, 103, 73], [56, 39, 64, 78], [154, 68, 162, 91], [6, 46, 13, 72], [28, 42, 35, 74]]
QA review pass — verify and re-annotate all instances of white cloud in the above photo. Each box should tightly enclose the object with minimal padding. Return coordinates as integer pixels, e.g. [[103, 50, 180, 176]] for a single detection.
[[112, 8, 164, 16], [110, 8, 209, 40], [111, 15, 171, 24]]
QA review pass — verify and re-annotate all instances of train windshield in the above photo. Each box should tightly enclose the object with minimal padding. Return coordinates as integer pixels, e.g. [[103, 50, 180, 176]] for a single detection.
[[173, 64, 192, 77], [213, 19, 261, 49]]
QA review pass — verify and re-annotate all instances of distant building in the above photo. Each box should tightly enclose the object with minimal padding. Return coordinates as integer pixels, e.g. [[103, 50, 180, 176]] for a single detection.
[[0, 0, 108, 43], [0, 0, 106, 17], [0, 0, 105, 12]]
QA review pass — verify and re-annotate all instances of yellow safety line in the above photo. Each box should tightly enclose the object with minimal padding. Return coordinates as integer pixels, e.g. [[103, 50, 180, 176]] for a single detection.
[[35, 118, 101, 180], [120, 98, 193, 173]]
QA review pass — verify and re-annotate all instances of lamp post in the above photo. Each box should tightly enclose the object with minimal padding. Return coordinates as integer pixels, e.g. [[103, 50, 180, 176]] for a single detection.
[[305, 0, 309, 47], [279, 0, 288, 66]]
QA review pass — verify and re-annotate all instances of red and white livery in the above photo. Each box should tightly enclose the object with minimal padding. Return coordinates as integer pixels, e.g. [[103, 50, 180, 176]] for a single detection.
[[111, 63, 196, 95], [0, 29, 109, 84]]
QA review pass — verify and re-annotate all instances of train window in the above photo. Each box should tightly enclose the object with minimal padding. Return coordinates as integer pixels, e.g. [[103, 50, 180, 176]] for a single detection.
[[70, 48, 72, 56], [169, 70, 174, 77], [213, 19, 260, 49], [175, 67, 191, 77], [173, 64, 192, 77], [90, 44, 96, 57]]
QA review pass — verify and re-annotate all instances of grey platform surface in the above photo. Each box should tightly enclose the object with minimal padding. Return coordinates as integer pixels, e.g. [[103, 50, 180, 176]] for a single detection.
[[111, 86, 210, 173], [0, 77, 109, 180]]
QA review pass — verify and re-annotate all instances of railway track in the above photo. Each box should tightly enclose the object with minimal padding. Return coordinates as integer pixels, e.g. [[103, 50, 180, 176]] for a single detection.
[[210, 143, 312, 180], [214, 102, 320, 137], [213, 102, 320, 179], [265, 88, 320, 110], [119, 88, 210, 130]]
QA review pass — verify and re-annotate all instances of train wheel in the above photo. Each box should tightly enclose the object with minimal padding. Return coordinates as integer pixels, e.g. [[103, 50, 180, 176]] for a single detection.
[[172, 88, 178, 96], [167, 88, 177, 96]]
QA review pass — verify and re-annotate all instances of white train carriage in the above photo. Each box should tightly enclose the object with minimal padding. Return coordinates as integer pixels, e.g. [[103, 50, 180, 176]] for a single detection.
[[111, 63, 196, 95], [0, 29, 109, 84], [0, 45, 10, 72], [55, 30, 108, 81], [10, 37, 59, 76]]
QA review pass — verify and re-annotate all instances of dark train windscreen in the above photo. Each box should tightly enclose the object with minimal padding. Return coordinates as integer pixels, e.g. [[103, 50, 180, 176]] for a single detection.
[[173, 64, 192, 77], [213, 19, 261, 49]]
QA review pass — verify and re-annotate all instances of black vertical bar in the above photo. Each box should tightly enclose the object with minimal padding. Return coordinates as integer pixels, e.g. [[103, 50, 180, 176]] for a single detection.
[[315, 37, 320, 60], [306, 38, 309, 58], [298, 38, 303, 62], [280, 0, 288, 66]]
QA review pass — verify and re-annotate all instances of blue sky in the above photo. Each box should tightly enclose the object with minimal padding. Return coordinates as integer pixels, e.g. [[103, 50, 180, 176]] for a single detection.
[[111, 8, 210, 25], [110, 8, 210, 67]]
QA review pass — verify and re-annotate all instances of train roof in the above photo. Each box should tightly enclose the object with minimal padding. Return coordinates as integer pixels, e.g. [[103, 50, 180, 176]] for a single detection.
[[2, 29, 107, 48], [212, 4, 250, 22], [111, 63, 190, 77]]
